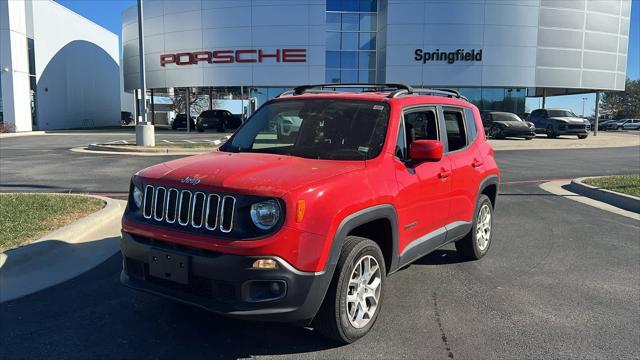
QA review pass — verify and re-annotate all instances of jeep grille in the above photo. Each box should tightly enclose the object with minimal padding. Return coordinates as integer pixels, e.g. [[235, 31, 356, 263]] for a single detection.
[[142, 185, 236, 232]]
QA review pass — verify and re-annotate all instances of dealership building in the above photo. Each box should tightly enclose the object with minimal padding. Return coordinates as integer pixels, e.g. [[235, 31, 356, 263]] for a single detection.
[[1, 0, 120, 132], [122, 0, 632, 119]]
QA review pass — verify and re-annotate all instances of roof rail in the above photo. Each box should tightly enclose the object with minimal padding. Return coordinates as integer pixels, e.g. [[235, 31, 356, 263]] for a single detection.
[[412, 88, 468, 101], [286, 83, 414, 96]]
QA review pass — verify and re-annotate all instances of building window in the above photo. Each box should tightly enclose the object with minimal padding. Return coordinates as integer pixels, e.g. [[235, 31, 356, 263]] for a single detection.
[[326, 2, 378, 84], [27, 38, 37, 128]]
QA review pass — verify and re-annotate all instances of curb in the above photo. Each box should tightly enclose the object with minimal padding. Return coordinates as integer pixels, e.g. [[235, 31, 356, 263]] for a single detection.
[[539, 180, 639, 221], [88, 143, 216, 154], [566, 177, 640, 214], [0, 194, 126, 302], [70, 146, 209, 156], [0, 131, 46, 139]]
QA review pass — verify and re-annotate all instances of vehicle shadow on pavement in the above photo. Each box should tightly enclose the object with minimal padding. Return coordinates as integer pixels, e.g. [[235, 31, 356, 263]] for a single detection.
[[0, 254, 340, 359], [412, 249, 472, 266]]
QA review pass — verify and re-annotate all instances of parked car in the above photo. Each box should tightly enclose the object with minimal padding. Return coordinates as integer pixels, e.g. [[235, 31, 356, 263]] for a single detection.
[[481, 111, 535, 139], [121, 111, 134, 125], [607, 118, 640, 130], [597, 119, 617, 130], [171, 114, 196, 130], [528, 108, 590, 139], [121, 84, 500, 343], [623, 119, 640, 130], [196, 110, 235, 132]]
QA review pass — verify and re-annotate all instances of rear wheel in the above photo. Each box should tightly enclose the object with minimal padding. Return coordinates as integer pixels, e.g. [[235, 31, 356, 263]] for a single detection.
[[546, 125, 558, 138], [577, 134, 588, 139], [455, 194, 493, 260], [217, 121, 227, 133], [314, 236, 385, 343]]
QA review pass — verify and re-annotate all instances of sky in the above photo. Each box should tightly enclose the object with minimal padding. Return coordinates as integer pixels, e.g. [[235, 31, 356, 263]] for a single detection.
[[57, 0, 639, 116]]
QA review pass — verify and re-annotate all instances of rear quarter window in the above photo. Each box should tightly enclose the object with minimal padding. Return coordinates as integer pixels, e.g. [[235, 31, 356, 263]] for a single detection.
[[464, 108, 478, 141]]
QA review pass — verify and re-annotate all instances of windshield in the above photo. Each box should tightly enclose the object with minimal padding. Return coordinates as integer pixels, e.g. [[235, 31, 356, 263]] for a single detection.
[[221, 99, 390, 160], [491, 113, 522, 122], [548, 110, 578, 117]]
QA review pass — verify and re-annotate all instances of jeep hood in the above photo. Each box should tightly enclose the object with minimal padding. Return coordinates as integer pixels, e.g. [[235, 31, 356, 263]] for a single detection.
[[136, 151, 365, 197], [549, 117, 587, 124]]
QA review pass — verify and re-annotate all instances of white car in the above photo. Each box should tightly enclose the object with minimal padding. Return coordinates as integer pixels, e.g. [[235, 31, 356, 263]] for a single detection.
[[622, 119, 640, 130]]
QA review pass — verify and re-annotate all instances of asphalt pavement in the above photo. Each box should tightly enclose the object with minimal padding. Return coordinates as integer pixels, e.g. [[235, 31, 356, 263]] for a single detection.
[[0, 132, 639, 359]]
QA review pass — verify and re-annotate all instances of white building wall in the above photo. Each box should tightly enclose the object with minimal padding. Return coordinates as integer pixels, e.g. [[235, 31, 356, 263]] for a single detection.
[[0, 0, 32, 132], [31, 0, 120, 130], [122, 0, 326, 91]]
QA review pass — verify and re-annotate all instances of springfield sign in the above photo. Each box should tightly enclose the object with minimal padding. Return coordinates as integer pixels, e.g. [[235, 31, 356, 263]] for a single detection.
[[160, 49, 307, 66], [415, 49, 482, 64]]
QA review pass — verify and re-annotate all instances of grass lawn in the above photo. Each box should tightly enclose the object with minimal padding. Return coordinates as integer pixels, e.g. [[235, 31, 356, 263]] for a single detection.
[[583, 175, 640, 198], [0, 194, 105, 253]]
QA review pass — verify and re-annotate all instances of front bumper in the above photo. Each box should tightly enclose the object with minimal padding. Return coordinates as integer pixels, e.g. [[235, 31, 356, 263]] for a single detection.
[[502, 127, 536, 137], [120, 231, 331, 324], [557, 124, 590, 134]]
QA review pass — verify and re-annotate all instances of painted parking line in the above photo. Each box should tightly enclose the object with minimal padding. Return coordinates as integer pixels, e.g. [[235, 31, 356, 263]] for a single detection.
[[501, 178, 571, 185]]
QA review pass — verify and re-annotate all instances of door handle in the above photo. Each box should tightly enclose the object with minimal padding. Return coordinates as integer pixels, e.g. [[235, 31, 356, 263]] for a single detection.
[[438, 169, 451, 179], [472, 158, 484, 168]]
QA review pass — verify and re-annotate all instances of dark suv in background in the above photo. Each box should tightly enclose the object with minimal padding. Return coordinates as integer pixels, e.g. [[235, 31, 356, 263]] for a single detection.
[[528, 109, 590, 139], [196, 110, 240, 132]]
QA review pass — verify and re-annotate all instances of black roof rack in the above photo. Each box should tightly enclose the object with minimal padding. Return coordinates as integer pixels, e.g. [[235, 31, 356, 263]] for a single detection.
[[275, 83, 468, 101], [277, 83, 413, 97], [411, 88, 468, 101]]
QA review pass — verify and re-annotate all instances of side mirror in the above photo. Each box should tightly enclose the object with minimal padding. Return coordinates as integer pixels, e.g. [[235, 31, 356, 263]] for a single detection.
[[409, 140, 443, 162]]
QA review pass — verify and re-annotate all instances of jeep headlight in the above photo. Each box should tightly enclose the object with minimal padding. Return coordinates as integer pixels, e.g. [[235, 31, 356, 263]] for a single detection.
[[132, 185, 143, 209], [250, 200, 280, 230]]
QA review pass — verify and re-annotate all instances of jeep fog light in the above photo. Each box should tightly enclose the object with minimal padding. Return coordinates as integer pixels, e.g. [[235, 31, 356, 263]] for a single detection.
[[133, 186, 143, 209], [250, 200, 280, 230], [252, 259, 278, 269]]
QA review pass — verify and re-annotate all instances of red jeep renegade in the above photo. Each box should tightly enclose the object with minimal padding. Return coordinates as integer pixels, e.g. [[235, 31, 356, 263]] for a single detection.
[[121, 84, 500, 343]]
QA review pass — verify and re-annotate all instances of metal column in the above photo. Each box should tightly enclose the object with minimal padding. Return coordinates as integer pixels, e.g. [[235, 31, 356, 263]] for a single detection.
[[135, 0, 155, 146], [594, 91, 600, 136], [186, 87, 191, 133]]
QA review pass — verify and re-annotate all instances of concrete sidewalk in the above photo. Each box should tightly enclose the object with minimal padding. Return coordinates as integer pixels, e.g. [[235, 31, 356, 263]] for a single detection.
[[489, 131, 639, 151], [0, 195, 126, 302]]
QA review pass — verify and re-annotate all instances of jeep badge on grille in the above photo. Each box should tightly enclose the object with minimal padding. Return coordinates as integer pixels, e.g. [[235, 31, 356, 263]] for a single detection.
[[180, 177, 201, 185]]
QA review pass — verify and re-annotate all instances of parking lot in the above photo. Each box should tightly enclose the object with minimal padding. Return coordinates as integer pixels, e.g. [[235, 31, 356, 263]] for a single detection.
[[0, 131, 638, 359]]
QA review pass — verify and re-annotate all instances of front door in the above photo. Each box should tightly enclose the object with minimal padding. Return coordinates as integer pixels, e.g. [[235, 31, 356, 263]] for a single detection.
[[394, 107, 451, 262]]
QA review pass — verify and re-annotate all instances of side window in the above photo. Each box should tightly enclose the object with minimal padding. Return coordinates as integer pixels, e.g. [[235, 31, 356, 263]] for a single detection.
[[531, 110, 540, 119], [404, 109, 438, 144], [464, 108, 477, 141], [395, 120, 406, 159], [444, 108, 467, 152]]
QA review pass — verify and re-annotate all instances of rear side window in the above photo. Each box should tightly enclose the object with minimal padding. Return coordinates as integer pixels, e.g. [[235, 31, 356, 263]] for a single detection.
[[464, 108, 477, 141], [443, 108, 467, 152]]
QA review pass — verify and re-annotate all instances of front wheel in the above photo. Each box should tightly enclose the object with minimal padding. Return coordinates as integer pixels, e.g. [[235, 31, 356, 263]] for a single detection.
[[546, 125, 558, 138], [314, 236, 385, 343], [455, 194, 493, 260], [577, 134, 588, 139], [490, 126, 504, 139]]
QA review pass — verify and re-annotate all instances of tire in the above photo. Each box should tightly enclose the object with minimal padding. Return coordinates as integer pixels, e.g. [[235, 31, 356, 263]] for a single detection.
[[197, 128, 204, 133], [577, 134, 588, 139], [217, 121, 227, 133], [546, 125, 558, 138], [314, 236, 386, 344], [455, 194, 494, 260], [617, 126, 623, 130], [524, 136, 534, 140], [490, 126, 504, 139]]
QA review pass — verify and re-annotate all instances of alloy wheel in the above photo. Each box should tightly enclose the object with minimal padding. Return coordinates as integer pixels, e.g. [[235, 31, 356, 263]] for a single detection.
[[346, 255, 382, 329], [476, 203, 492, 251]]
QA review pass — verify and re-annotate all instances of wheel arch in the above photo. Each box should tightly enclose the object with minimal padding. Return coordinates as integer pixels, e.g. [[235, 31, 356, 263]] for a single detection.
[[478, 175, 499, 208]]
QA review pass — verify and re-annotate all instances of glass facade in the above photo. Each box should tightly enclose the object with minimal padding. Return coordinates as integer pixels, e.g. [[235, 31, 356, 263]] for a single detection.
[[326, 0, 377, 84], [457, 88, 526, 118]]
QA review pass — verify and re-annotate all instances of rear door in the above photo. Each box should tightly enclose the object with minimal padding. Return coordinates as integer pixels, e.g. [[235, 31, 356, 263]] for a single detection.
[[394, 106, 452, 257], [439, 106, 484, 234]]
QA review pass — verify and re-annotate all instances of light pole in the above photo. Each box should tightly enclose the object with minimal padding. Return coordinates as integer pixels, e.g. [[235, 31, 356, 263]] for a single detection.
[[135, 0, 155, 146], [582, 97, 588, 117]]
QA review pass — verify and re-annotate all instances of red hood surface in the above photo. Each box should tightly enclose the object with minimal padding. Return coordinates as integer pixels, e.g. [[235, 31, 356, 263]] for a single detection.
[[137, 151, 365, 197]]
